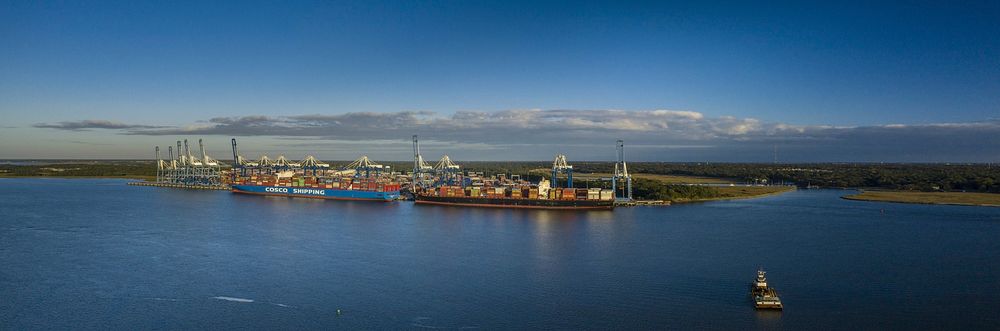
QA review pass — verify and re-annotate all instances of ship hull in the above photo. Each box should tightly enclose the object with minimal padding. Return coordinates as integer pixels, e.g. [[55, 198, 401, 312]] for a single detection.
[[750, 284, 783, 309], [415, 195, 614, 210], [232, 185, 399, 201]]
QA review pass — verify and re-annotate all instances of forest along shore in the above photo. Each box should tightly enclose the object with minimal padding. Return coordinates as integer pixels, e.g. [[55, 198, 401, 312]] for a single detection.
[[843, 190, 1000, 207]]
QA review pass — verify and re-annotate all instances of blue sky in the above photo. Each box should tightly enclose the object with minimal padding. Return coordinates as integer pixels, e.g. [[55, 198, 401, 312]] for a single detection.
[[1, 1, 998, 161]]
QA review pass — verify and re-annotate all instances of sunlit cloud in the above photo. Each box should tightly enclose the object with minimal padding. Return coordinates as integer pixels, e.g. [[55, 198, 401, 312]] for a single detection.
[[33, 120, 167, 131], [123, 109, 776, 141], [26, 111, 1000, 162]]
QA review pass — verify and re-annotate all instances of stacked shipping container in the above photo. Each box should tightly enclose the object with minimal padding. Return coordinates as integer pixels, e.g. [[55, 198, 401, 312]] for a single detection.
[[234, 175, 400, 193], [426, 185, 614, 201]]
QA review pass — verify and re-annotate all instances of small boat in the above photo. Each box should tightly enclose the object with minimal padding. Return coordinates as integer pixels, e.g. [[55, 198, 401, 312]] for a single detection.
[[750, 268, 783, 309]]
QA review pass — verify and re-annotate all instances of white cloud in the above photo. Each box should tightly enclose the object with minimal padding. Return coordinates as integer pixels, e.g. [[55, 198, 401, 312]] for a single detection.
[[27, 110, 1000, 161], [33, 120, 166, 131]]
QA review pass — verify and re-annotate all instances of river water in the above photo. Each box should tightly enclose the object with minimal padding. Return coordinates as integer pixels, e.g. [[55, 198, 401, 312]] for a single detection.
[[1, 178, 999, 330]]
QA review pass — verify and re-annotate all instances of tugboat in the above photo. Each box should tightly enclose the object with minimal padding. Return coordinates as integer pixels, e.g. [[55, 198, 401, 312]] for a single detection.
[[750, 268, 783, 310]]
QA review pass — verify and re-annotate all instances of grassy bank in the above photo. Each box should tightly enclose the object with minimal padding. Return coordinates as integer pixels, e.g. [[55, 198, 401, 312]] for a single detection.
[[670, 185, 796, 203], [627, 174, 795, 203], [843, 190, 1000, 207]]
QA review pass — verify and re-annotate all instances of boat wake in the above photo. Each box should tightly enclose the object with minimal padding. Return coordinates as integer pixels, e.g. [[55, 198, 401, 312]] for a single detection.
[[212, 296, 254, 303], [211, 296, 295, 308]]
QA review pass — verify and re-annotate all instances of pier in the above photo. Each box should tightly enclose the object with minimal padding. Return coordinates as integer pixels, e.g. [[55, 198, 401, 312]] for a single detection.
[[128, 181, 230, 190]]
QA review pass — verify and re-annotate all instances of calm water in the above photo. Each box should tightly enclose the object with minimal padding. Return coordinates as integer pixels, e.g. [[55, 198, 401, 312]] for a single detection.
[[2, 179, 999, 330]]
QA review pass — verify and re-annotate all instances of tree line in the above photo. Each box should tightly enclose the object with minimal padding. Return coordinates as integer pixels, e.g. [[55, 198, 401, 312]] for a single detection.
[[0, 162, 156, 178], [613, 163, 1000, 193]]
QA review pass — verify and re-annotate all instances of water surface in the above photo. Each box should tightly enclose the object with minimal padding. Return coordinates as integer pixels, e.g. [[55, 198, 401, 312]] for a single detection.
[[1, 179, 999, 329]]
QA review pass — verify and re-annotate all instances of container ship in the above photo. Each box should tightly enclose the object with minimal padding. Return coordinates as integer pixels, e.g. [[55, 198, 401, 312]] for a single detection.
[[414, 184, 615, 210], [232, 174, 400, 201]]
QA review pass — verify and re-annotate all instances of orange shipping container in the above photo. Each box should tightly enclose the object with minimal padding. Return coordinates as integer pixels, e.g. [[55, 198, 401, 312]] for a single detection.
[[563, 188, 576, 200]]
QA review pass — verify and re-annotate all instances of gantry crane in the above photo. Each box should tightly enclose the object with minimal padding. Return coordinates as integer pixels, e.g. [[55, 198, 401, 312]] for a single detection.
[[412, 135, 433, 175], [433, 155, 461, 186], [299, 155, 330, 176], [612, 140, 633, 201], [551, 154, 573, 188], [346, 155, 387, 178], [156, 138, 224, 186]]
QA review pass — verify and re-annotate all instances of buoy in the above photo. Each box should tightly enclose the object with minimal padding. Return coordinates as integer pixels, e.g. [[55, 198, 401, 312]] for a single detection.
[[337, 309, 342, 316]]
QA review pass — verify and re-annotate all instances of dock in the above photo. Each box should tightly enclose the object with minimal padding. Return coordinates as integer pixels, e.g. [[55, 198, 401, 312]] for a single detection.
[[128, 181, 230, 190]]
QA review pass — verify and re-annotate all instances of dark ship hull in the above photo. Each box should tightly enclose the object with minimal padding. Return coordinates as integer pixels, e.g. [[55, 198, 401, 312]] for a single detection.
[[414, 194, 614, 210]]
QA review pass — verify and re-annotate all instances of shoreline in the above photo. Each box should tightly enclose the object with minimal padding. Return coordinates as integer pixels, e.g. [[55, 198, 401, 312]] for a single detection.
[[842, 191, 1000, 208], [2, 176, 799, 204], [670, 186, 797, 204], [0, 175, 154, 180]]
